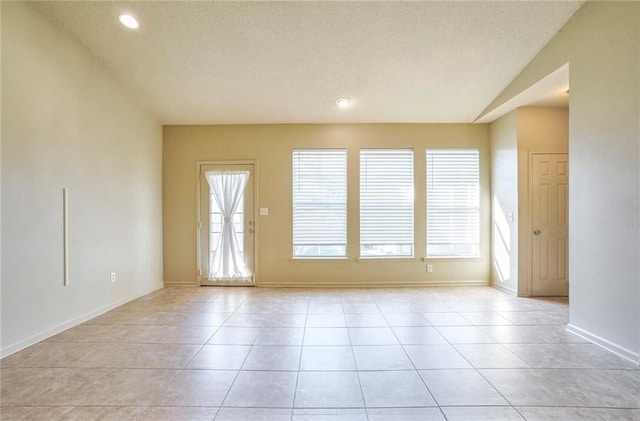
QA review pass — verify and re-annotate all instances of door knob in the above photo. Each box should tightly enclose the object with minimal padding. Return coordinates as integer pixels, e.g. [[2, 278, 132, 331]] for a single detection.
[[534, 229, 542, 235]]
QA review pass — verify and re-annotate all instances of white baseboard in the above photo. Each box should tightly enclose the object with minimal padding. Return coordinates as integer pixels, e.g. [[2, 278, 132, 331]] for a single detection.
[[256, 279, 489, 288], [490, 281, 517, 296], [164, 282, 198, 287], [166, 280, 490, 288], [566, 323, 640, 366], [0, 283, 163, 359]]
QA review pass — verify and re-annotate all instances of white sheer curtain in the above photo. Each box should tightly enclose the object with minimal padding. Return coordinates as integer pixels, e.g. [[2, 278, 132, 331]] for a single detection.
[[205, 171, 251, 281]]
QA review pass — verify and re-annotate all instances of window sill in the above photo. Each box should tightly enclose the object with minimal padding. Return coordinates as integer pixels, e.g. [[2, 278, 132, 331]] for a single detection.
[[288, 256, 483, 263], [356, 257, 420, 263], [289, 257, 355, 263], [422, 256, 484, 262]]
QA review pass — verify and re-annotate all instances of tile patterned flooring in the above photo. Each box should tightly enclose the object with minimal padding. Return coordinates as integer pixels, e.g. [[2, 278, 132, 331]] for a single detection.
[[1, 286, 639, 420]]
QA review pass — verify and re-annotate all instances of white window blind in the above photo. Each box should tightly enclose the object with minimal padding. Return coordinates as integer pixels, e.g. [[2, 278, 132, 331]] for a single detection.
[[293, 149, 347, 257], [426, 149, 480, 257], [360, 149, 414, 257]]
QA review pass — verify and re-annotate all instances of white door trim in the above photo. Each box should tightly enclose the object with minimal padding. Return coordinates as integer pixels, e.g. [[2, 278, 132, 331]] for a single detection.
[[196, 160, 259, 286], [527, 151, 569, 296]]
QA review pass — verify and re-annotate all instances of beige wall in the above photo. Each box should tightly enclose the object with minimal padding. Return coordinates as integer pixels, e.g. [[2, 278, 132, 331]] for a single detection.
[[1, 3, 164, 356], [164, 124, 490, 287], [484, 2, 640, 361], [516, 107, 569, 296], [489, 111, 519, 294], [489, 107, 568, 296]]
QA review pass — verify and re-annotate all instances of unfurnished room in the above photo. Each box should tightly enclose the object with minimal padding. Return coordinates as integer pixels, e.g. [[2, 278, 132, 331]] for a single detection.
[[1, 1, 639, 420]]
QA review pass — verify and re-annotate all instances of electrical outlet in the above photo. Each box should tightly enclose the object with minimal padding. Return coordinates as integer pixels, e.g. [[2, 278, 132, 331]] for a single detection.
[[110, 272, 116, 283], [427, 264, 433, 273]]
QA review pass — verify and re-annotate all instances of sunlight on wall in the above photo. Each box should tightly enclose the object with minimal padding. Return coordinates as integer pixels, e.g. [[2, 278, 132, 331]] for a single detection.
[[492, 195, 511, 283]]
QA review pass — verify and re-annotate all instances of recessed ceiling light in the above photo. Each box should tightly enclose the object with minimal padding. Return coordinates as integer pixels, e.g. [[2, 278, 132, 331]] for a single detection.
[[335, 97, 351, 108], [119, 14, 139, 29]]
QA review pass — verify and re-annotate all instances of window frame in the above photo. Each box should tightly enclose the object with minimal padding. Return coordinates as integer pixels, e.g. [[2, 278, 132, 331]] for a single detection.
[[426, 148, 480, 259], [359, 148, 415, 258], [292, 148, 348, 259]]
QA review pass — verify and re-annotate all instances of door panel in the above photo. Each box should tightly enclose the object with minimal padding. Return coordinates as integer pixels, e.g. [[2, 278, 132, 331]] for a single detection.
[[531, 153, 568, 296], [199, 164, 255, 286]]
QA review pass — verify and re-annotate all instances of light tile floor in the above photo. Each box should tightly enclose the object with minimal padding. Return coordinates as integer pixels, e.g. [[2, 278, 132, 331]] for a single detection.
[[2, 286, 639, 420]]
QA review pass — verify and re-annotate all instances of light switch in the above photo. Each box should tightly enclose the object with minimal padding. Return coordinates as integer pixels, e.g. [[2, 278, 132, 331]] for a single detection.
[[260, 207, 269, 216], [508, 212, 514, 222]]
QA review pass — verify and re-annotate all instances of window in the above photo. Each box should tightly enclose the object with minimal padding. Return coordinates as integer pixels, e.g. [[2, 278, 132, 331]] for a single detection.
[[360, 149, 414, 257], [292, 149, 347, 257], [426, 149, 480, 257]]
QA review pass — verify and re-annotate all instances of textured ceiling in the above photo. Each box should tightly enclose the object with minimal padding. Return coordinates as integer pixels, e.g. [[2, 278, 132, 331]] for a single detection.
[[34, 1, 582, 124]]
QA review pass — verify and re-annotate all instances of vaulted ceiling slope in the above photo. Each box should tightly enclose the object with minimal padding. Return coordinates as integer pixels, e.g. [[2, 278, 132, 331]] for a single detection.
[[34, 1, 582, 124]]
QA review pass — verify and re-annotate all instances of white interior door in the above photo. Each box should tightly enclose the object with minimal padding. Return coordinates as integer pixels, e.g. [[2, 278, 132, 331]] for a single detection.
[[531, 153, 568, 296], [199, 164, 255, 286]]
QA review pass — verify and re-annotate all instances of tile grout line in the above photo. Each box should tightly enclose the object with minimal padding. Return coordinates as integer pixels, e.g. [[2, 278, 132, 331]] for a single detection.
[[347, 289, 371, 421], [127, 290, 227, 420], [209, 292, 255, 421], [435, 300, 526, 419], [289, 295, 310, 421], [445, 308, 534, 407], [372, 292, 446, 421]]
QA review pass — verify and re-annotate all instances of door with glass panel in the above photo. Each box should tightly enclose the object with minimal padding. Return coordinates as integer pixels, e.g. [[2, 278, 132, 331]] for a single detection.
[[198, 163, 255, 286]]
